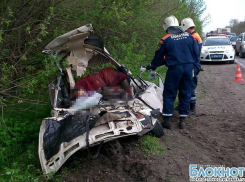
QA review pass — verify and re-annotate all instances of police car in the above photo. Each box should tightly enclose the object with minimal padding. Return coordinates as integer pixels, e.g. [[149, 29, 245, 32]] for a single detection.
[[200, 36, 235, 64]]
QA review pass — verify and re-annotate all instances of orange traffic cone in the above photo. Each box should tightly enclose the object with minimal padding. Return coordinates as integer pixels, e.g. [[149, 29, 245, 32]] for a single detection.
[[234, 64, 244, 82]]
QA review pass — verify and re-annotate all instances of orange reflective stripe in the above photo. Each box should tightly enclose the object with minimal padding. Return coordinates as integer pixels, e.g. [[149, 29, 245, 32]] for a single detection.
[[192, 32, 202, 43], [161, 34, 171, 40]]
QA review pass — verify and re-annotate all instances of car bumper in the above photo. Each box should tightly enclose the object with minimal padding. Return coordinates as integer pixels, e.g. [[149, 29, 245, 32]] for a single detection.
[[39, 111, 144, 175], [200, 52, 235, 62]]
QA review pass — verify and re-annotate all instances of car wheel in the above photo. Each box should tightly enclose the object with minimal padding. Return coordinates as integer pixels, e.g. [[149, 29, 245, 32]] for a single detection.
[[239, 48, 245, 58], [151, 120, 164, 138]]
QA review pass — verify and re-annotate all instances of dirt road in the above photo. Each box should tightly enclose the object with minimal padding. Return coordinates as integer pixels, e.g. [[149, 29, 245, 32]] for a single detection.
[[64, 63, 245, 182]]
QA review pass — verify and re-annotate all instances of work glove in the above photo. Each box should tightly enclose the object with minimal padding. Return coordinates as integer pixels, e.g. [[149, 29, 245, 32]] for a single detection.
[[149, 70, 156, 79], [140, 66, 147, 73], [63, 111, 70, 117]]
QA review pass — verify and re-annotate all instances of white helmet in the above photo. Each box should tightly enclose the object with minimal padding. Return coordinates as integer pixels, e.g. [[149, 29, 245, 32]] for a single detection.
[[180, 18, 195, 31], [163, 15, 179, 30]]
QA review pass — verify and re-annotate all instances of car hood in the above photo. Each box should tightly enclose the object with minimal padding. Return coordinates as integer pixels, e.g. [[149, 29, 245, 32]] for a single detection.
[[202, 45, 233, 52], [43, 24, 110, 77]]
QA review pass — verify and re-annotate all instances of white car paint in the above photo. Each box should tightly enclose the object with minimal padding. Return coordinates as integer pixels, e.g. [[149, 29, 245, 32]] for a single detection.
[[200, 36, 235, 63], [39, 24, 165, 176]]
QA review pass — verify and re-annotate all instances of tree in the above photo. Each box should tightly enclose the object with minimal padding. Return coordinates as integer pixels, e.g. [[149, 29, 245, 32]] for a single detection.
[[229, 19, 239, 27], [227, 19, 245, 35]]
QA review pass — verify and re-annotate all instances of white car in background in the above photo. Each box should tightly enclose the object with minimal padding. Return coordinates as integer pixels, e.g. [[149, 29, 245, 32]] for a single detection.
[[200, 36, 235, 64]]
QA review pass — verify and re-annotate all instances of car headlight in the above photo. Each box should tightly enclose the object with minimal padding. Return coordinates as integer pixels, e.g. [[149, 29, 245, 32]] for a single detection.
[[225, 48, 234, 53]]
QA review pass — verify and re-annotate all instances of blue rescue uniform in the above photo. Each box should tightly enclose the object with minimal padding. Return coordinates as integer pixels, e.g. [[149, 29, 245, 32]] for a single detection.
[[190, 31, 202, 104], [146, 32, 199, 117]]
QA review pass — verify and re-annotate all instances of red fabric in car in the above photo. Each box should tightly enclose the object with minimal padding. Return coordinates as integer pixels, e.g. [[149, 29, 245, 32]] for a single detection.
[[75, 66, 127, 91]]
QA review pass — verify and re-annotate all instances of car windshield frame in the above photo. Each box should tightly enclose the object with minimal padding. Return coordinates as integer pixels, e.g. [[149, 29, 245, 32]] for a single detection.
[[203, 38, 231, 46]]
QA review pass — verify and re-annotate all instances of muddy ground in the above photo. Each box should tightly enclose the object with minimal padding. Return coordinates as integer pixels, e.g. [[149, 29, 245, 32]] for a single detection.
[[63, 63, 245, 182]]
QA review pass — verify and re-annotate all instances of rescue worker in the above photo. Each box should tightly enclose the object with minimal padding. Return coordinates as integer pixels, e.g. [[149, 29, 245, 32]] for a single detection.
[[140, 15, 199, 129], [180, 18, 203, 115]]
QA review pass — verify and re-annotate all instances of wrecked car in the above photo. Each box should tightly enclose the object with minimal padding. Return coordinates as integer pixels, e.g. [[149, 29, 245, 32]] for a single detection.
[[39, 24, 165, 175]]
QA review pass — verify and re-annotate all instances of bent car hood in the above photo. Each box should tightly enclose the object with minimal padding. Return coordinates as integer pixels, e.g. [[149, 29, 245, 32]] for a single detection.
[[44, 24, 110, 77]]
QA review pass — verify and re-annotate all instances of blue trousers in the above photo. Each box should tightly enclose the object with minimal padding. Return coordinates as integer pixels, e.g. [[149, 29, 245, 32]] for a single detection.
[[191, 67, 200, 104], [191, 75, 197, 104], [163, 63, 193, 117]]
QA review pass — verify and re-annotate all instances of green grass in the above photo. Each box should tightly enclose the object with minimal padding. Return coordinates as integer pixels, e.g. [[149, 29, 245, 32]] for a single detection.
[[0, 100, 73, 181], [0, 101, 52, 181], [139, 134, 165, 156]]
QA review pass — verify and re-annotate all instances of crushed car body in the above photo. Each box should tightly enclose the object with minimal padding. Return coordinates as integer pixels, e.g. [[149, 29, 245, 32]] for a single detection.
[[39, 24, 165, 175]]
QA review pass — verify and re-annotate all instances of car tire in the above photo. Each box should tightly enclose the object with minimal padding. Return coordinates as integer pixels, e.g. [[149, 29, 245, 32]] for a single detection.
[[151, 120, 164, 138], [239, 48, 245, 58], [230, 60, 235, 64]]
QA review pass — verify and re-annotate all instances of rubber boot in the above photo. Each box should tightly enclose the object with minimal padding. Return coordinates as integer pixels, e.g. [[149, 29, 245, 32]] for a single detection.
[[189, 103, 196, 115], [179, 117, 186, 129], [161, 116, 172, 130]]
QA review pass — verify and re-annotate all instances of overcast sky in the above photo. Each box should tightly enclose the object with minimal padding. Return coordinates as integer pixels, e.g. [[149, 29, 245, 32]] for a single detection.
[[202, 0, 245, 33]]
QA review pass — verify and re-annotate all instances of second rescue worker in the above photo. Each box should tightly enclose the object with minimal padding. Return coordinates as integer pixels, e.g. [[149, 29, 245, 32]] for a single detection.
[[140, 15, 199, 129], [180, 18, 203, 115]]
